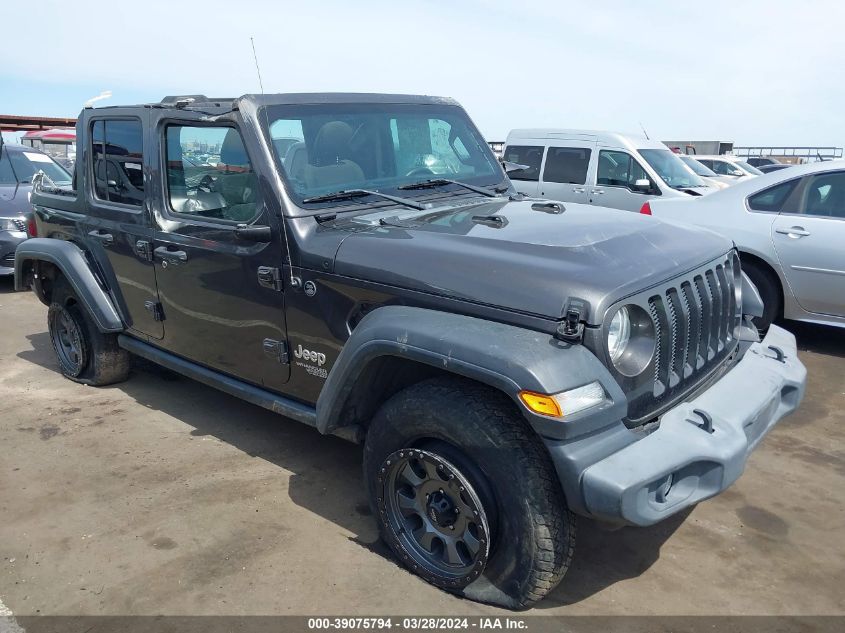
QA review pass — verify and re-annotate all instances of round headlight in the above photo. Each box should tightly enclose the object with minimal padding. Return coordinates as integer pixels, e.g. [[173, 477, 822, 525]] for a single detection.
[[607, 306, 631, 364], [606, 304, 656, 377]]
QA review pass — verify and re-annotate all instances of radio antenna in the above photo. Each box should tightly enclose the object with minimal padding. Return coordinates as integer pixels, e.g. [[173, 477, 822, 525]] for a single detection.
[[639, 122, 650, 140], [250, 37, 265, 94], [249, 37, 299, 288]]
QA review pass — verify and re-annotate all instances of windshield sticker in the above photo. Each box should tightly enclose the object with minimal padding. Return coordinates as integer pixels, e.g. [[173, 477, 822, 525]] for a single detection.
[[23, 152, 53, 163]]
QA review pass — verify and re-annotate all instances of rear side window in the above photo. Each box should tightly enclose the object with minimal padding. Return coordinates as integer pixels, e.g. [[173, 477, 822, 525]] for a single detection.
[[503, 145, 543, 181], [800, 171, 845, 219], [747, 179, 799, 212], [165, 125, 259, 224], [91, 119, 144, 206], [542, 147, 591, 184]]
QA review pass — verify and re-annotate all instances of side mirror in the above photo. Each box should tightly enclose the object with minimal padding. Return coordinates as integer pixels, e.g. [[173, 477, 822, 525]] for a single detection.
[[235, 223, 272, 242], [632, 178, 652, 193], [501, 160, 530, 174], [730, 169, 744, 177]]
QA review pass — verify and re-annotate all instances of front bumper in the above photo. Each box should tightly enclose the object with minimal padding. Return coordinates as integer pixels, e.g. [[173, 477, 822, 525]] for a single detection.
[[569, 325, 806, 526], [0, 230, 27, 275]]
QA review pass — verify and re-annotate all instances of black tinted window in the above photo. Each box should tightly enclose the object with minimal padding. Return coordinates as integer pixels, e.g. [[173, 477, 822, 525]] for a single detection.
[[801, 172, 845, 219], [747, 179, 798, 212], [503, 145, 543, 181], [91, 119, 144, 206], [543, 147, 591, 184]]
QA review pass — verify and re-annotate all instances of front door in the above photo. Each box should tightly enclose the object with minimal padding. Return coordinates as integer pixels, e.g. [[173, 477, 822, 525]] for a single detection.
[[83, 114, 163, 339], [772, 170, 845, 317], [536, 143, 595, 204], [590, 149, 654, 212], [151, 122, 290, 390]]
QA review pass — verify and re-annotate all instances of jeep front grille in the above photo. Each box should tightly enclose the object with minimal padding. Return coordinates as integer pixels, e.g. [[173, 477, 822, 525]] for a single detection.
[[10, 219, 26, 232], [617, 251, 742, 424]]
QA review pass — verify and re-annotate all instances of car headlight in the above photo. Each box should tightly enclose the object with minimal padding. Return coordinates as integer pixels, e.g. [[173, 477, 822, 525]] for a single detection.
[[1, 218, 21, 232], [606, 304, 656, 376], [607, 307, 631, 364]]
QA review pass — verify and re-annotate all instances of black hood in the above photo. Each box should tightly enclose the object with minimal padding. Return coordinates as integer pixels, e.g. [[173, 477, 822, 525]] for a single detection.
[[0, 182, 32, 218], [333, 199, 733, 324]]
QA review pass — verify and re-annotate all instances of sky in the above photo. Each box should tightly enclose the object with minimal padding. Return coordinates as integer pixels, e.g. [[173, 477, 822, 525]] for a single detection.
[[2, 0, 843, 148]]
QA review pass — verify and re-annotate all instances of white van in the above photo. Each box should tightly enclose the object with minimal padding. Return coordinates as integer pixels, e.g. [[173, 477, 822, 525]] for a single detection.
[[503, 129, 715, 212]]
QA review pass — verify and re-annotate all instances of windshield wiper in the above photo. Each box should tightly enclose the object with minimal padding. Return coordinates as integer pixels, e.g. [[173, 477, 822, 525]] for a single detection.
[[302, 188, 426, 210], [398, 178, 506, 197]]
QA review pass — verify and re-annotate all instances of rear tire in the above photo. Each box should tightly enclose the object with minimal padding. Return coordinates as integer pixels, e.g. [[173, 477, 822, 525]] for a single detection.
[[742, 260, 781, 335], [47, 278, 130, 386], [363, 377, 575, 609]]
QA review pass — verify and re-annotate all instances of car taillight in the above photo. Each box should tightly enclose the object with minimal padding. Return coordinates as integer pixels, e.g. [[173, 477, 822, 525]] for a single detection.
[[27, 216, 37, 237], [639, 202, 652, 215]]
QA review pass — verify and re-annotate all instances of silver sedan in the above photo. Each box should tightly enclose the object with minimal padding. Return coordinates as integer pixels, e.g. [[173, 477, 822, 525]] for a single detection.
[[643, 161, 845, 332]]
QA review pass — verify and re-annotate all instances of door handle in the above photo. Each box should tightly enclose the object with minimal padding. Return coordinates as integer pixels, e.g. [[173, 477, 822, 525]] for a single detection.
[[87, 229, 114, 245], [573, 187, 586, 193], [591, 189, 605, 195], [775, 226, 810, 238], [154, 246, 188, 263]]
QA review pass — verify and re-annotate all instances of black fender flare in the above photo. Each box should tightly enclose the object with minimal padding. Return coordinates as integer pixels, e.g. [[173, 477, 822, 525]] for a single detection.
[[14, 238, 124, 333], [315, 306, 626, 440]]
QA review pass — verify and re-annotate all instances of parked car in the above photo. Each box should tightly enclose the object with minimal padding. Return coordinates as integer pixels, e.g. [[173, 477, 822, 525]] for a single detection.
[[694, 155, 764, 178], [676, 154, 733, 189], [503, 129, 716, 212], [642, 160, 845, 331], [758, 163, 794, 174], [16, 93, 806, 609], [745, 156, 782, 168], [0, 143, 72, 275]]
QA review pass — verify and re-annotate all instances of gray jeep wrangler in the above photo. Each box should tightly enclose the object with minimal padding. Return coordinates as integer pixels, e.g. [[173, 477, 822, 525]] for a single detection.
[[16, 93, 806, 609]]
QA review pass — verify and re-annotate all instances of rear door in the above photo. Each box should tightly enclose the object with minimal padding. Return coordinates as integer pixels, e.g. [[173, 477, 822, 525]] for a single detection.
[[501, 143, 544, 196], [536, 142, 595, 204], [590, 148, 654, 211], [150, 120, 291, 390], [771, 170, 845, 317], [82, 114, 163, 338]]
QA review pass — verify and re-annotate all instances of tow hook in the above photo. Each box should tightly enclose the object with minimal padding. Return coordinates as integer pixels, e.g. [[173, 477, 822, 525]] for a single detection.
[[767, 345, 786, 363], [687, 408, 714, 434]]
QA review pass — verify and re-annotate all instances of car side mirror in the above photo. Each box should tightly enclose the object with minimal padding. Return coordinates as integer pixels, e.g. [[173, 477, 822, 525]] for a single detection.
[[632, 178, 652, 193], [501, 160, 530, 174], [730, 169, 744, 177], [235, 223, 272, 242]]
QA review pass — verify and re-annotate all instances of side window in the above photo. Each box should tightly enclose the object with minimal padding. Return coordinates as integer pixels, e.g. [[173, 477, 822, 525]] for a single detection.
[[709, 160, 731, 175], [800, 172, 845, 219], [165, 125, 259, 223], [597, 150, 648, 188], [503, 145, 543, 181], [91, 119, 144, 206], [542, 147, 591, 184], [747, 179, 799, 213]]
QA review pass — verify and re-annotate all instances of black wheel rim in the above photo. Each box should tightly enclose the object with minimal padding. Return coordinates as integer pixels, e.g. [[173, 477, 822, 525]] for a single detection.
[[52, 309, 85, 375], [377, 449, 490, 589]]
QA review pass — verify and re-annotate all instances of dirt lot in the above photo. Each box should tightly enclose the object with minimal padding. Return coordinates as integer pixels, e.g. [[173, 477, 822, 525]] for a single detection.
[[1, 276, 844, 617]]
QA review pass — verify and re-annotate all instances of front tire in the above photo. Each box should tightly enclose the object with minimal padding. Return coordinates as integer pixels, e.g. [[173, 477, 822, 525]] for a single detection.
[[47, 278, 130, 386], [363, 378, 575, 609]]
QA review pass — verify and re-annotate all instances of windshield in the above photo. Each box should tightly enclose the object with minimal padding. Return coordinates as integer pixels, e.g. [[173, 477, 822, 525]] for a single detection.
[[638, 149, 706, 189], [0, 149, 72, 186], [263, 103, 504, 210], [678, 154, 719, 177], [735, 161, 764, 175]]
